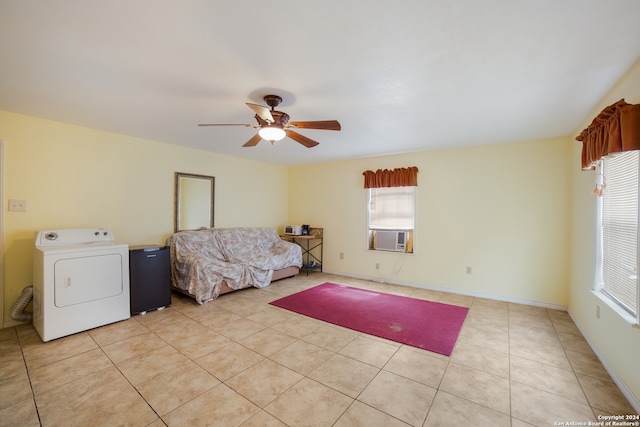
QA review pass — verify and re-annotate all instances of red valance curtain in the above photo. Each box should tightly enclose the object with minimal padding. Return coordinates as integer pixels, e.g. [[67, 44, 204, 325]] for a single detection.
[[577, 99, 640, 170], [362, 166, 419, 188]]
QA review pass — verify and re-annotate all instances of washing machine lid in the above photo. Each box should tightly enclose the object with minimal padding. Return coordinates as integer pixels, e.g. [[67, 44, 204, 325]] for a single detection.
[[35, 228, 117, 247]]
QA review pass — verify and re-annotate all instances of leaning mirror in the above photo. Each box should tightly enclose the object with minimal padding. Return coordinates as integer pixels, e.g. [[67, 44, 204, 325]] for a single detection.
[[174, 172, 215, 232]]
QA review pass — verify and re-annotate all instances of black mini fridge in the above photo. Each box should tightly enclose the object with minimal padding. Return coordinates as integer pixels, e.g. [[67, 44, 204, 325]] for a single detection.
[[129, 245, 171, 315]]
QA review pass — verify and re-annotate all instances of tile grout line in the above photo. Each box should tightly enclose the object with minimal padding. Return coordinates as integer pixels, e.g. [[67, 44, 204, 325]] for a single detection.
[[17, 329, 43, 427], [96, 318, 167, 423]]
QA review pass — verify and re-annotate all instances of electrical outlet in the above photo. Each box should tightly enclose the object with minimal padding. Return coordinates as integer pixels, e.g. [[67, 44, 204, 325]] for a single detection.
[[340, 252, 344, 260], [466, 266, 472, 274], [375, 263, 380, 270], [596, 305, 600, 319], [8, 199, 27, 212]]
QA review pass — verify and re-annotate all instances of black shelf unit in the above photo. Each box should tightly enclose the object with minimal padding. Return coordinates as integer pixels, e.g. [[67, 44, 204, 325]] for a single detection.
[[281, 228, 323, 276]]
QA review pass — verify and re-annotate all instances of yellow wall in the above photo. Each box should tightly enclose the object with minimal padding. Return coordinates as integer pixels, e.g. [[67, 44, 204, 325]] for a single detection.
[[1, 110, 289, 324], [289, 136, 572, 307], [569, 60, 640, 407]]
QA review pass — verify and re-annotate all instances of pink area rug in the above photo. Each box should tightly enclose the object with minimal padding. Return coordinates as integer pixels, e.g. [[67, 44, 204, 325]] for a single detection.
[[269, 282, 468, 356]]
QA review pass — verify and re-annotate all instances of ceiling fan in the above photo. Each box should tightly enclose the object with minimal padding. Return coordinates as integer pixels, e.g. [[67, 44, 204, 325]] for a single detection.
[[198, 94, 341, 148]]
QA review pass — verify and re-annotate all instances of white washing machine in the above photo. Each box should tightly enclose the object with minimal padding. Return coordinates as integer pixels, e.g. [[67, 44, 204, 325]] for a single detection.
[[33, 228, 130, 342]]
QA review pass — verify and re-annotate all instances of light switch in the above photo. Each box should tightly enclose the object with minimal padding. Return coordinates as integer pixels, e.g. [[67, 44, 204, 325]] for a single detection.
[[8, 199, 27, 212]]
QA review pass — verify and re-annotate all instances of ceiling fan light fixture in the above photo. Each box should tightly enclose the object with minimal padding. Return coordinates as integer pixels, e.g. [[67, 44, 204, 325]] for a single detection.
[[258, 125, 286, 142]]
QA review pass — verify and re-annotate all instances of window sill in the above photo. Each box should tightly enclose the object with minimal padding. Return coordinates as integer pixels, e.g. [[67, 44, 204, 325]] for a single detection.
[[591, 290, 640, 328]]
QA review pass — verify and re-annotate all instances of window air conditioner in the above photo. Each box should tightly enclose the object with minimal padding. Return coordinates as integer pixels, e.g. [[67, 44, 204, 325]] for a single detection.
[[375, 230, 407, 252]]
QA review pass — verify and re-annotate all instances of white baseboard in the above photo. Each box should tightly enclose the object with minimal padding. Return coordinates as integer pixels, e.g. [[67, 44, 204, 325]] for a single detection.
[[3, 318, 26, 328], [322, 269, 568, 311], [567, 310, 640, 414]]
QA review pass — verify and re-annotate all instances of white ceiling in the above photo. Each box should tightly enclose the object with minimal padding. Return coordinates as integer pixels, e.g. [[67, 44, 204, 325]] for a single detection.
[[1, 1, 639, 166]]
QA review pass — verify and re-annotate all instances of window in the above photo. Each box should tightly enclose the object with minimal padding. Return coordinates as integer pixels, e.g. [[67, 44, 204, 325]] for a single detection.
[[595, 150, 639, 321], [368, 186, 415, 253]]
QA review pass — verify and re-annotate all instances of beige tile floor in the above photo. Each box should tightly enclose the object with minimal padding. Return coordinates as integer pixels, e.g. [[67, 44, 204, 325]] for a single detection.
[[0, 273, 636, 426]]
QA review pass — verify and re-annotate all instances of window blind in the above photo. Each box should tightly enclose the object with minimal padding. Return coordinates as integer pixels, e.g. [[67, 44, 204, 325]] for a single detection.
[[368, 187, 415, 230], [601, 150, 639, 315]]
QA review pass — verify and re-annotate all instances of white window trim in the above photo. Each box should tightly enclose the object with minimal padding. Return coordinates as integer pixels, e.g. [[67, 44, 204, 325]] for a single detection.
[[593, 157, 640, 327], [591, 290, 639, 326]]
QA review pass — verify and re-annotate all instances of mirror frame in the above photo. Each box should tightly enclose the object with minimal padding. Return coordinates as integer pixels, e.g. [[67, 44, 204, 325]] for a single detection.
[[174, 172, 215, 232]]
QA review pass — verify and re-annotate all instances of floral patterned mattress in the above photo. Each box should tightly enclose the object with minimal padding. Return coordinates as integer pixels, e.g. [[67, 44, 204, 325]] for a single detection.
[[168, 227, 302, 304]]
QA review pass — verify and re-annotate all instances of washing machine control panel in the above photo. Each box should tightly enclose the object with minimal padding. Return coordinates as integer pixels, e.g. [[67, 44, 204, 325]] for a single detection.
[[35, 228, 115, 247]]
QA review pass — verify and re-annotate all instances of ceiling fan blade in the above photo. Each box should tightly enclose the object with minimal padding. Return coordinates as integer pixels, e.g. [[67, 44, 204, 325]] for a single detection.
[[286, 130, 319, 148], [246, 103, 274, 123], [287, 120, 341, 131], [242, 133, 263, 147], [198, 123, 255, 127]]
